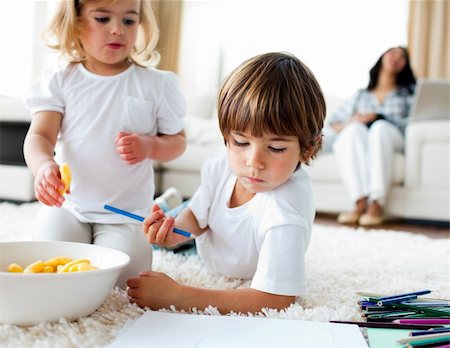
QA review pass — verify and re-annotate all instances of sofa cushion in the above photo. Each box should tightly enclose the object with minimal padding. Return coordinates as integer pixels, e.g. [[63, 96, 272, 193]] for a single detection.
[[161, 116, 224, 172], [304, 152, 405, 185]]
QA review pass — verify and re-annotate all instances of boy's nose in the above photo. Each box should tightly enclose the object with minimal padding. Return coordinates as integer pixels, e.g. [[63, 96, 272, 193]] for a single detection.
[[246, 148, 265, 170]]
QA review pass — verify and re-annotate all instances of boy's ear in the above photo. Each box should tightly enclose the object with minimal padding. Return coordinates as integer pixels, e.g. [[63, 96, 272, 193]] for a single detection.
[[301, 146, 314, 162]]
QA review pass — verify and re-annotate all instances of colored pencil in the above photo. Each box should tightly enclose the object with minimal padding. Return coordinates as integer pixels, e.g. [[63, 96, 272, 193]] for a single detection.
[[411, 328, 450, 337], [376, 294, 419, 306], [394, 319, 450, 325], [387, 303, 450, 316], [397, 332, 450, 344], [406, 338, 450, 348], [329, 320, 444, 330], [104, 204, 192, 238], [376, 290, 432, 301]]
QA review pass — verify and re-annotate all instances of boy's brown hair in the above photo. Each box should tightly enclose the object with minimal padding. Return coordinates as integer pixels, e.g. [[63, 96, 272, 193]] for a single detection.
[[217, 52, 326, 164]]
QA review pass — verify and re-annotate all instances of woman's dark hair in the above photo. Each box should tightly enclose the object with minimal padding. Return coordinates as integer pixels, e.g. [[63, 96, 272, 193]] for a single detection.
[[367, 46, 416, 94]]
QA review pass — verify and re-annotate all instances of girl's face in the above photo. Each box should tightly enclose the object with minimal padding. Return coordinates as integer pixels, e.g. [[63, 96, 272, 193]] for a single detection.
[[79, 0, 140, 75], [227, 129, 302, 197], [382, 47, 407, 75]]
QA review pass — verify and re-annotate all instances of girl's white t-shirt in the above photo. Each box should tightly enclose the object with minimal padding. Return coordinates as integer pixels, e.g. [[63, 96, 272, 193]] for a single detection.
[[189, 151, 315, 296], [25, 63, 186, 223]]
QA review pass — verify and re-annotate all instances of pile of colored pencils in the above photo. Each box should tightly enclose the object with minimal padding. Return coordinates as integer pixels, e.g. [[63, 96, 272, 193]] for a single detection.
[[358, 290, 450, 347], [358, 290, 450, 322]]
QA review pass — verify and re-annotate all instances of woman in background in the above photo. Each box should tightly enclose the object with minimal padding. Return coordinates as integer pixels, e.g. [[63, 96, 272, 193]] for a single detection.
[[324, 46, 416, 226]]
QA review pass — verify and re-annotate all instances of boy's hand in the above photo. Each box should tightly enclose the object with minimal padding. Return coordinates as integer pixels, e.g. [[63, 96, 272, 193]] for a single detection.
[[127, 271, 183, 310], [115, 131, 149, 164], [34, 161, 66, 207], [143, 204, 183, 247]]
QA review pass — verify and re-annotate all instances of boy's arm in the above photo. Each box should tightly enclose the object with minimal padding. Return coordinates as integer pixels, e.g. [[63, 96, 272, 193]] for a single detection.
[[115, 130, 186, 164], [127, 271, 295, 313]]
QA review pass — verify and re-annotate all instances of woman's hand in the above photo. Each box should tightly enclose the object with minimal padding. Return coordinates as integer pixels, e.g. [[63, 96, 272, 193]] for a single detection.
[[34, 161, 66, 207], [127, 271, 184, 310], [351, 112, 377, 124], [142, 204, 186, 247]]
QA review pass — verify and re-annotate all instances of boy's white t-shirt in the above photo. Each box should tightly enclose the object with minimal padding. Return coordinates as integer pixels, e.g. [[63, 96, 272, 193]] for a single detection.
[[189, 151, 315, 296], [25, 63, 186, 223]]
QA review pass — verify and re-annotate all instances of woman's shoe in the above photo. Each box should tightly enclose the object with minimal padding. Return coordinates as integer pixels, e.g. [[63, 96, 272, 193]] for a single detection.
[[337, 212, 362, 225], [358, 213, 384, 226]]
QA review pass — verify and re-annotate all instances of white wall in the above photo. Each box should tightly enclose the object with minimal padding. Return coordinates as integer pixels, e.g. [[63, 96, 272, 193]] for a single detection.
[[178, 0, 409, 109], [0, 0, 408, 103], [0, 1, 58, 98]]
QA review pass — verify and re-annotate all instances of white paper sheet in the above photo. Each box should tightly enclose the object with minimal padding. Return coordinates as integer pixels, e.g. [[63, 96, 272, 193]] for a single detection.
[[109, 311, 368, 348]]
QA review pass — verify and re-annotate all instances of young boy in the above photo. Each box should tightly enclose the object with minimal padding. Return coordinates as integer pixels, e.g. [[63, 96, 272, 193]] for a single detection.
[[127, 52, 326, 313]]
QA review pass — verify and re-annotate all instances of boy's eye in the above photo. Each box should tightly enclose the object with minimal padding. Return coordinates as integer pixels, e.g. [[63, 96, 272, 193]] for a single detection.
[[232, 139, 248, 147], [95, 16, 109, 23], [123, 18, 137, 25], [269, 146, 287, 153]]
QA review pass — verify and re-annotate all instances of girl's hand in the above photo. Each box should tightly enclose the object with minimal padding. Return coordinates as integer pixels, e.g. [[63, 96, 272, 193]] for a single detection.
[[115, 131, 150, 164], [142, 204, 185, 247], [127, 271, 183, 310], [34, 161, 66, 207]]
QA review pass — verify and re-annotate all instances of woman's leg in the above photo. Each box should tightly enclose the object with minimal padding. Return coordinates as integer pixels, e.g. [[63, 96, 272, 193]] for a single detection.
[[367, 120, 404, 205], [34, 205, 92, 243], [93, 223, 152, 288], [359, 120, 404, 225], [333, 122, 370, 223]]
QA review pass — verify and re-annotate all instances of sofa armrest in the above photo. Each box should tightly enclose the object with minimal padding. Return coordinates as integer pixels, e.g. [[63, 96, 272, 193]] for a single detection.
[[405, 120, 450, 189]]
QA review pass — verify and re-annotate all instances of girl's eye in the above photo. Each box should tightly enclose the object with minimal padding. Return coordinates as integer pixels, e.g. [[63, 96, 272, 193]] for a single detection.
[[123, 18, 137, 25], [269, 146, 287, 153], [94, 17, 109, 23], [232, 139, 248, 147]]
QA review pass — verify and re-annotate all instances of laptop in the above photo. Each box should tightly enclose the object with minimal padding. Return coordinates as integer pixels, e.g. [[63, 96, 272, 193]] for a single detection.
[[409, 79, 450, 120]]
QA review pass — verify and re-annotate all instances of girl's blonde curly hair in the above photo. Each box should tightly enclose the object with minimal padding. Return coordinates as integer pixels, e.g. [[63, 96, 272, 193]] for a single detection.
[[43, 0, 159, 67]]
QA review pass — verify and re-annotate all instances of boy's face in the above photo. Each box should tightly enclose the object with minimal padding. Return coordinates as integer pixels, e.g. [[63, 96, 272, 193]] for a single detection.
[[226, 129, 302, 195], [79, 0, 140, 75]]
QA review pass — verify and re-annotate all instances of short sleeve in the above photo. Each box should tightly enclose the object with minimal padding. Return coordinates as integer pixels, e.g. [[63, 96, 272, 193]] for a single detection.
[[189, 158, 215, 229], [189, 152, 227, 229], [251, 223, 308, 296], [156, 72, 187, 135], [24, 68, 65, 115]]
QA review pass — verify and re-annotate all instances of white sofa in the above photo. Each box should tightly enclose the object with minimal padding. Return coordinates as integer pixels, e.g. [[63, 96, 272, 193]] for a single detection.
[[2, 95, 449, 223]]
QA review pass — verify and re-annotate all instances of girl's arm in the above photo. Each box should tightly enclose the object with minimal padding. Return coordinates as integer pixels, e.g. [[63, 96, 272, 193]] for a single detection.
[[143, 206, 208, 247], [127, 271, 295, 313], [23, 111, 65, 206], [115, 130, 186, 164]]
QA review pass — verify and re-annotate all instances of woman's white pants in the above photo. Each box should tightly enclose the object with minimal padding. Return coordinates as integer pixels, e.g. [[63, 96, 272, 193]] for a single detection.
[[332, 120, 404, 206]]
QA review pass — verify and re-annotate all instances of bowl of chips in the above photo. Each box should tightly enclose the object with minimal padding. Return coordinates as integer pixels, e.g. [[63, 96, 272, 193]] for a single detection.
[[0, 241, 130, 326]]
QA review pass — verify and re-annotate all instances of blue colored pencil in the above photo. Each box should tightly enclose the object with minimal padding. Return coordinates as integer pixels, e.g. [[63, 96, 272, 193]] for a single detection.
[[377, 294, 419, 306], [376, 290, 432, 301], [411, 328, 450, 337], [104, 204, 191, 238]]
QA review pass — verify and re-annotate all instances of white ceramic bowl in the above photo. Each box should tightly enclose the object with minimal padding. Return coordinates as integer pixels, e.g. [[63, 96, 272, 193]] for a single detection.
[[0, 241, 130, 326]]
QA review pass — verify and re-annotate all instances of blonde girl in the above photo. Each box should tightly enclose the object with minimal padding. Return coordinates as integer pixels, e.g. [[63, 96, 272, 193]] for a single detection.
[[23, 0, 187, 287]]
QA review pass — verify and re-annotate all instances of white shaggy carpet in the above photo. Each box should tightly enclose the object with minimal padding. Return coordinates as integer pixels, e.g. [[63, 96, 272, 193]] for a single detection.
[[0, 202, 449, 347]]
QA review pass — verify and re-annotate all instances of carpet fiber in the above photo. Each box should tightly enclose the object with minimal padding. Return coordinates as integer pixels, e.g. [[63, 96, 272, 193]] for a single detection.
[[0, 202, 449, 347]]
